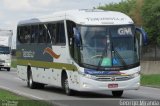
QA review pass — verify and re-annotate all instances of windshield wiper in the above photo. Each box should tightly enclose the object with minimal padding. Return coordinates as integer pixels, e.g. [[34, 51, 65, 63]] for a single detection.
[[113, 50, 127, 66]]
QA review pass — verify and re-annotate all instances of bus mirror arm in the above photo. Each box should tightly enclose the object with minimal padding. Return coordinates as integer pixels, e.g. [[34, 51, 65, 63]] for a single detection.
[[136, 27, 148, 46]]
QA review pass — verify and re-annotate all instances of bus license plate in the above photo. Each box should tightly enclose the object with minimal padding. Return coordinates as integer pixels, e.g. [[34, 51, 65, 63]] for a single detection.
[[108, 84, 118, 88]]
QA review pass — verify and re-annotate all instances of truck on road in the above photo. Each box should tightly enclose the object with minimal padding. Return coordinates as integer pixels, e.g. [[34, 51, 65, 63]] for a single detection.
[[0, 30, 12, 71]]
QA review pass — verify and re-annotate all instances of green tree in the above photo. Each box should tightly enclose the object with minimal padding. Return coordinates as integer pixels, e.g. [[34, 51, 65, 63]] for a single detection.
[[98, 0, 136, 15], [130, 0, 144, 26], [142, 0, 160, 45]]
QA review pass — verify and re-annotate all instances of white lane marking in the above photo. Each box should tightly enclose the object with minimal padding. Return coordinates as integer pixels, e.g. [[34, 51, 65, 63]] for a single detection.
[[0, 85, 44, 100]]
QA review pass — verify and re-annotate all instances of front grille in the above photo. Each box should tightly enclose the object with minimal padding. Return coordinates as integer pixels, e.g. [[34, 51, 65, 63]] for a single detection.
[[95, 75, 132, 81], [0, 60, 5, 63], [115, 76, 131, 81]]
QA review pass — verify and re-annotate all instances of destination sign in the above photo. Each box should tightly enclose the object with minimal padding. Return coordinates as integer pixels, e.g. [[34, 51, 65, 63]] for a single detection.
[[86, 17, 126, 22]]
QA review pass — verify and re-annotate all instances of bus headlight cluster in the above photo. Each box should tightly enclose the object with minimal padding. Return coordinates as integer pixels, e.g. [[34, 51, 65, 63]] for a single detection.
[[130, 71, 140, 78], [85, 74, 97, 80], [78, 71, 97, 80], [7, 63, 11, 66]]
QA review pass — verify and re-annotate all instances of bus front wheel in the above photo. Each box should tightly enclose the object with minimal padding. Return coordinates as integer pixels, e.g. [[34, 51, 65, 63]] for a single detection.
[[62, 73, 74, 96], [112, 90, 123, 97], [7, 68, 10, 71]]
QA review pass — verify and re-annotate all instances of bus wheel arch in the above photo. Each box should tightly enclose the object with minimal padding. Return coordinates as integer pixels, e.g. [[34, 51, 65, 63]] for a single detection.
[[61, 70, 74, 96]]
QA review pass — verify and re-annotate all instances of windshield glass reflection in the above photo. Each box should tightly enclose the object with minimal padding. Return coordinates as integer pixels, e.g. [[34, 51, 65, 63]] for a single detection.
[[78, 25, 139, 69]]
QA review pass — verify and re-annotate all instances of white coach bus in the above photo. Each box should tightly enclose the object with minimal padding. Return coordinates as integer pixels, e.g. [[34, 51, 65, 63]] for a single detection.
[[16, 9, 147, 97]]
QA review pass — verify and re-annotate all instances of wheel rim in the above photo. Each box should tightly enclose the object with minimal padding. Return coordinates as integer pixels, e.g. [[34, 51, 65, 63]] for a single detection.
[[29, 74, 33, 87], [64, 78, 69, 94]]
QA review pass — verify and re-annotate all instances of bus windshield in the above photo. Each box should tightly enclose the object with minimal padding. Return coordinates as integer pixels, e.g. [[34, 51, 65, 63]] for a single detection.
[[0, 46, 10, 54], [78, 25, 139, 70]]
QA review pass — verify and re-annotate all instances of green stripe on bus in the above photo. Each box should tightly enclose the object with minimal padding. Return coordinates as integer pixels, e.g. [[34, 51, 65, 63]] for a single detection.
[[17, 59, 78, 71]]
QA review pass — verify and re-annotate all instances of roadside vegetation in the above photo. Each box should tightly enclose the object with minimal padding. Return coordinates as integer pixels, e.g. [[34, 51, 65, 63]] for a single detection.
[[141, 74, 160, 88], [11, 58, 17, 68], [0, 88, 27, 100], [0, 89, 51, 106]]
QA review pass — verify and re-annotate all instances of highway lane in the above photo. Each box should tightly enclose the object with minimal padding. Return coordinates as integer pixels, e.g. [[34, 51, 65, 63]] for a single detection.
[[0, 69, 160, 106]]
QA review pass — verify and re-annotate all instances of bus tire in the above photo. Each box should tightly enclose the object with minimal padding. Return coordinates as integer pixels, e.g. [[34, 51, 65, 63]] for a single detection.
[[7, 68, 10, 71], [62, 72, 73, 96], [112, 90, 123, 97], [28, 71, 37, 89]]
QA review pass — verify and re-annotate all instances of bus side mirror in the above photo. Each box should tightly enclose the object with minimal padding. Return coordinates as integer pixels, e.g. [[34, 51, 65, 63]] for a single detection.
[[136, 27, 148, 46], [73, 27, 81, 47]]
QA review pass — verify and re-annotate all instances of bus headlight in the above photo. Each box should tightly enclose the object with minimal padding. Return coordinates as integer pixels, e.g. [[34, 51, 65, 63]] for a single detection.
[[7, 63, 11, 66], [78, 71, 97, 80], [131, 71, 140, 78], [78, 71, 85, 76], [85, 74, 97, 80]]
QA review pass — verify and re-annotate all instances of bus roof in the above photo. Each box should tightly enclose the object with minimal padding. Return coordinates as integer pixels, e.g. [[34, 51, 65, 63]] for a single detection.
[[18, 9, 134, 26]]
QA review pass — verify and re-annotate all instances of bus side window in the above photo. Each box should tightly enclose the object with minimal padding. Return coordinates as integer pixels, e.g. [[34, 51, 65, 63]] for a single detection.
[[38, 24, 47, 43], [66, 20, 76, 45], [47, 23, 56, 44], [46, 24, 51, 44], [55, 22, 66, 45], [66, 21, 75, 37], [31, 25, 39, 43], [17, 27, 23, 43], [19, 26, 31, 43], [66, 20, 76, 58], [24, 26, 31, 43]]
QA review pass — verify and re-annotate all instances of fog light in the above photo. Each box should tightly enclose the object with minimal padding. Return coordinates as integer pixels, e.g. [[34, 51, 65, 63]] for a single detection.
[[8, 63, 11, 66], [83, 83, 90, 88]]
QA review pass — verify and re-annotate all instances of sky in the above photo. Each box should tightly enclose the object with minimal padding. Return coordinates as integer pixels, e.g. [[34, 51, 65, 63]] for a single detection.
[[0, 0, 121, 49]]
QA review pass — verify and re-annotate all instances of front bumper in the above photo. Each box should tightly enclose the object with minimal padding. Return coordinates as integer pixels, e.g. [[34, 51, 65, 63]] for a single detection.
[[77, 75, 140, 91], [0, 62, 11, 68]]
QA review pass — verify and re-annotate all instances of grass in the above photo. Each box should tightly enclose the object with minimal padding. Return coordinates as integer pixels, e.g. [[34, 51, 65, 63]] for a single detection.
[[0, 88, 27, 100], [141, 74, 160, 88], [11, 58, 17, 68], [0, 89, 51, 106]]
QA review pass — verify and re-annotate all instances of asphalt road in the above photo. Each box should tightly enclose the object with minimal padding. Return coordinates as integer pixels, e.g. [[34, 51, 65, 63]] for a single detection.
[[0, 69, 160, 106]]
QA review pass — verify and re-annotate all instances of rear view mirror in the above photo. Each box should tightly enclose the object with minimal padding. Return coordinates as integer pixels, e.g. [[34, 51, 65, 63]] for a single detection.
[[136, 27, 148, 46]]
